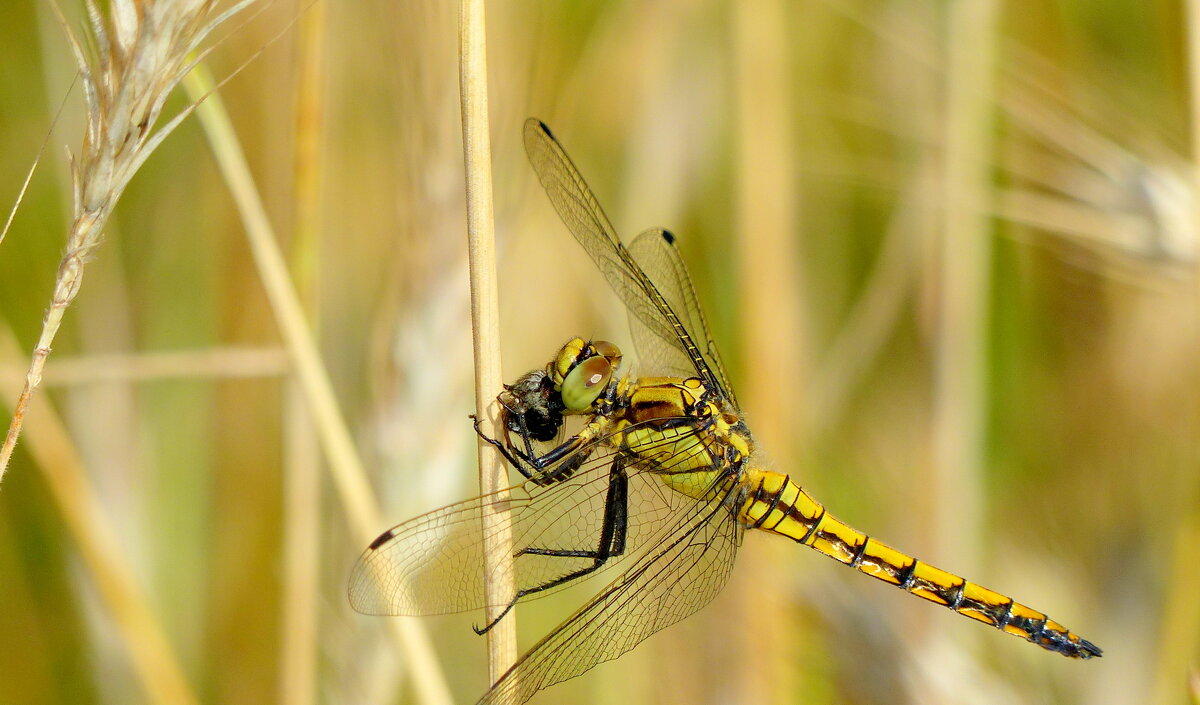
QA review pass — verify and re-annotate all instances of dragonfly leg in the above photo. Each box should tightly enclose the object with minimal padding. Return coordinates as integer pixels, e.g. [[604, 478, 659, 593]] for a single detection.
[[471, 411, 566, 482], [473, 412, 607, 486], [473, 458, 629, 635], [505, 409, 555, 475], [471, 414, 537, 479]]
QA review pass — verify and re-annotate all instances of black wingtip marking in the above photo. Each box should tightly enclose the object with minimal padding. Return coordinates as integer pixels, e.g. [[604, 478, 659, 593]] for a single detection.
[[534, 119, 554, 138], [367, 529, 395, 550], [660, 229, 676, 245]]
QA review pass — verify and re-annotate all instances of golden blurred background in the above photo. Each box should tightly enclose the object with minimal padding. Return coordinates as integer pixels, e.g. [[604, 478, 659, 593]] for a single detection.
[[0, 1, 1196, 704]]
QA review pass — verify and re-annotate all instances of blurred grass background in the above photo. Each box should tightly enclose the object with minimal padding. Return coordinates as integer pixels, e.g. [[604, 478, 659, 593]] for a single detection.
[[0, 0, 1196, 704]]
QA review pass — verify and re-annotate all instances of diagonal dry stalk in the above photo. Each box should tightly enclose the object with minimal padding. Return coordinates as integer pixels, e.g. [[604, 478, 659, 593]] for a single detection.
[[182, 64, 454, 705], [0, 322, 201, 705], [0, 0, 257, 482]]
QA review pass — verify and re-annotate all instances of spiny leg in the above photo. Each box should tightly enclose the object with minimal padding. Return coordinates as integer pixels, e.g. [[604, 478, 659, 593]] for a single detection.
[[473, 458, 630, 635], [471, 414, 538, 480], [472, 413, 593, 484]]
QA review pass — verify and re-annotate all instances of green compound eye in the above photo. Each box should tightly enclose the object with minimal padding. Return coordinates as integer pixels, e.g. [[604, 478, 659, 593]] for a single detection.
[[560, 355, 613, 411]]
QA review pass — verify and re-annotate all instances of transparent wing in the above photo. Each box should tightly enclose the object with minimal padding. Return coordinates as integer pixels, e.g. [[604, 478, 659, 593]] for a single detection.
[[523, 118, 732, 401], [348, 418, 722, 617], [479, 474, 743, 705], [627, 228, 737, 405]]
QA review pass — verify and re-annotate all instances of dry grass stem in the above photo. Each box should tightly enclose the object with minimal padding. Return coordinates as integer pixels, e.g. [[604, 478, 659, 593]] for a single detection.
[[806, 160, 932, 435], [732, 1, 802, 702], [458, 0, 518, 683], [0, 346, 290, 385], [182, 66, 453, 705], [1151, 4, 1200, 701], [279, 2, 327, 703], [934, 0, 999, 565], [926, 0, 1000, 691], [281, 384, 320, 705], [817, 0, 1191, 266], [0, 0, 257, 482], [0, 323, 199, 705]]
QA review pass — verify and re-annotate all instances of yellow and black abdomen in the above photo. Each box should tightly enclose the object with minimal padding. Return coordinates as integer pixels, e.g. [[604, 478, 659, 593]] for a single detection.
[[739, 469, 1101, 659]]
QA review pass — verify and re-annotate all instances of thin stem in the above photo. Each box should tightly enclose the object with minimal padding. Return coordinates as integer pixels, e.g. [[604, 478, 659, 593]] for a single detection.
[[0, 323, 200, 705], [279, 2, 327, 703], [458, 0, 517, 683], [0, 347, 290, 385], [733, 0, 802, 703], [182, 66, 454, 705], [928, 0, 999, 668], [1150, 2, 1200, 700], [0, 0, 247, 483]]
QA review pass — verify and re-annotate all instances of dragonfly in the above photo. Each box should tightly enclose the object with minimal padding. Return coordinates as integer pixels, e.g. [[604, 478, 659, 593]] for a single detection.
[[349, 118, 1101, 705]]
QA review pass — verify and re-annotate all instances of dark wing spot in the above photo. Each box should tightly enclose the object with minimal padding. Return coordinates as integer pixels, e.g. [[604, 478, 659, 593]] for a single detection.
[[660, 229, 676, 244], [535, 120, 555, 138], [368, 529, 395, 550]]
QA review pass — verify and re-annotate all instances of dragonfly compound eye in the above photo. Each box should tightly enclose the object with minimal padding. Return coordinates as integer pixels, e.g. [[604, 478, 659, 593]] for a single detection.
[[561, 355, 613, 411], [591, 340, 623, 370]]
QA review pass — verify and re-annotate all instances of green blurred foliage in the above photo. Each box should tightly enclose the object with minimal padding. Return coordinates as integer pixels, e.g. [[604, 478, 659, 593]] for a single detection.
[[0, 1, 1196, 704]]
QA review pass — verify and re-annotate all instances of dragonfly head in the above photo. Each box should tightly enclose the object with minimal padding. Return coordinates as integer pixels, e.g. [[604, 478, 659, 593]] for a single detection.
[[497, 338, 623, 445], [550, 338, 623, 412], [498, 369, 563, 443]]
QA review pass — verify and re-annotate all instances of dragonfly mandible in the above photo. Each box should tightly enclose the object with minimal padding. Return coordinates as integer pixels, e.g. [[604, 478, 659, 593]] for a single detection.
[[349, 118, 1101, 705]]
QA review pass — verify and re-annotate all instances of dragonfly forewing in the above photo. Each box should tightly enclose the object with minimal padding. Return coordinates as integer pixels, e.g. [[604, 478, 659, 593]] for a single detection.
[[523, 120, 728, 397], [626, 228, 737, 401], [479, 477, 743, 705], [349, 419, 733, 619]]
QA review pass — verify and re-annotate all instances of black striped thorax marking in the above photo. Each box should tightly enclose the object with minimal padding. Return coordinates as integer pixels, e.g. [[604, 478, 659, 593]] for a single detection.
[[623, 377, 710, 422], [606, 375, 754, 468]]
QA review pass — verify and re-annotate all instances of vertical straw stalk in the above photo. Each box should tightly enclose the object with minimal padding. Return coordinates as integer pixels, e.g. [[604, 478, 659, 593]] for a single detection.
[[458, 0, 518, 684], [732, 0, 803, 702], [928, 0, 999, 682], [1152, 1, 1200, 700], [182, 67, 453, 705], [278, 2, 328, 704]]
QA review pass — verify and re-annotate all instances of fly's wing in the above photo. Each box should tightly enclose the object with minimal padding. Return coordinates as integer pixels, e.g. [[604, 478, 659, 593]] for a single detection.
[[348, 418, 720, 617], [479, 473, 743, 705], [627, 228, 737, 406], [523, 119, 732, 401]]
